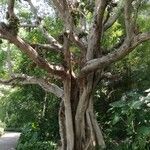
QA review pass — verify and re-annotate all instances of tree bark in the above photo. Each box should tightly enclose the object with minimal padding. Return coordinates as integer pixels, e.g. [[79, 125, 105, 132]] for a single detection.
[[59, 101, 67, 150], [59, 75, 105, 150]]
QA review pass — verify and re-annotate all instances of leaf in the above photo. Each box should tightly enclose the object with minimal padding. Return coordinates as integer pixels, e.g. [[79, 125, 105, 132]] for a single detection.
[[138, 126, 150, 137], [130, 101, 143, 109], [110, 100, 126, 108], [112, 115, 121, 125]]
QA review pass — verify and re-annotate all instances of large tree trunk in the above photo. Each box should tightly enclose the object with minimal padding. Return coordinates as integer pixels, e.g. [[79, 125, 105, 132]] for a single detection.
[[59, 75, 105, 150]]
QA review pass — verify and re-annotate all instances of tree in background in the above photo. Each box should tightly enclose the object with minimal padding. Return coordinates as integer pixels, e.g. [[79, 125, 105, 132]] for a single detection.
[[0, 0, 150, 149]]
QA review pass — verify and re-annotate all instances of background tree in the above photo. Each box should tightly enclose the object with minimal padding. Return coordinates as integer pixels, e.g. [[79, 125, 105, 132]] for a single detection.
[[0, 0, 150, 149]]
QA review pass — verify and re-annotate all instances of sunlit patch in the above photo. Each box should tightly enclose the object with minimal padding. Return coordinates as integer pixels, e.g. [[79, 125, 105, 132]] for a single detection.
[[147, 103, 150, 107], [1, 132, 21, 138]]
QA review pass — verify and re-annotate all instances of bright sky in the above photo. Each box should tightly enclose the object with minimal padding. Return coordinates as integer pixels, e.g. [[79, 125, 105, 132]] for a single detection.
[[30, 0, 54, 16], [0, 0, 54, 22], [20, 0, 54, 17]]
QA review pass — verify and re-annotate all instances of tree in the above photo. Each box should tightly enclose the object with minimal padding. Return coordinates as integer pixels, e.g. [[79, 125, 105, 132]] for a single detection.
[[0, 0, 150, 149]]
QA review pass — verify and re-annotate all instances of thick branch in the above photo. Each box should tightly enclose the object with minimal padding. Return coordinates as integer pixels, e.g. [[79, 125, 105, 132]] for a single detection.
[[30, 43, 63, 53], [52, 0, 70, 23], [0, 74, 63, 98], [7, 0, 15, 17], [86, 0, 107, 60], [39, 26, 63, 50], [104, 0, 124, 31], [104, 13, 119, 31], [80, 32, 150, 76], [124, 0, 134, 41], [70, 33, 87, 52], [0, 25, 66, 78]]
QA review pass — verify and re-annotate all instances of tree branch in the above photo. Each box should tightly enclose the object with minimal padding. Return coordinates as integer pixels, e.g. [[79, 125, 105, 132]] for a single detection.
[[25, 0, 63, 51], [30, 43, 63, 53], [7, 0, 15, 17], [20, 23, 37, 28], [52, 1, 88, 51], [52, 0, 70, 22], [0, 24, 66, 78], [104, 0, 124, 31], [69, 33, 87, 52], [86, 0, 107, 60], [80, 32, 150, 76], [0, 74, 63, 98], [124, 0, 134, 41], [39, 26, 63, 50]]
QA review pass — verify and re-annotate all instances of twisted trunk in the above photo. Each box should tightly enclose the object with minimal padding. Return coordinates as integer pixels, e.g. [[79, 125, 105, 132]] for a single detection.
[[59, 75, 105, 150]]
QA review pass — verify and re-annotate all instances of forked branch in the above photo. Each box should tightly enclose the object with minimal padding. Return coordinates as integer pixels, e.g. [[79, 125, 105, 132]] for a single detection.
[[25, 0, 64, 51], [104, 0, 124, 31], [0, 25, 66, 78], [80, 32, 150, 76], [0, 74, 63, 98], [86, 0, 107, 60]]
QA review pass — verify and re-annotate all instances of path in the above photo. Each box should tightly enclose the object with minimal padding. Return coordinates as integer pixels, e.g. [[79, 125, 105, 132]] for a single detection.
[[0, 132, 20, 150]]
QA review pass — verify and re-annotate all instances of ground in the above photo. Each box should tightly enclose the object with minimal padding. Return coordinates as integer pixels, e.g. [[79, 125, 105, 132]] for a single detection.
[[0, 132, 20, 150]]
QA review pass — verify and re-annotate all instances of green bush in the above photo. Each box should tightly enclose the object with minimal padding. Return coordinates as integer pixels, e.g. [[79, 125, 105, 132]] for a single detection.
[[17, 122, 57, 150], [17, 141, 56, 150], [103, 90, 150, 150]]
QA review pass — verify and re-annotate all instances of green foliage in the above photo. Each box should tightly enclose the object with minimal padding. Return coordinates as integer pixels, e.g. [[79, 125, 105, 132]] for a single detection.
[[0, 120, 5, 136], [0, 84, 60, 145], [0, 47, 6, 76], [0, 84, 59, 131], [17, 123, 57, 150], [17, 141, 56, 150], [0, 86, 43, 128], [44, 17, 63, 37], [102, 21, 124, 48], [102, 90, 150, 150], [95, 31, 150, 149]]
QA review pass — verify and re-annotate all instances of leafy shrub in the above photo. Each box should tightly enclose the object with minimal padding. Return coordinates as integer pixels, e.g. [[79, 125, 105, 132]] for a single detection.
[[17, 122, 57, 150], [17, 141, 56, 150], [18, 123, 40, 144], [0, 86, 43, 129], [103, 90, 150, 150]]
